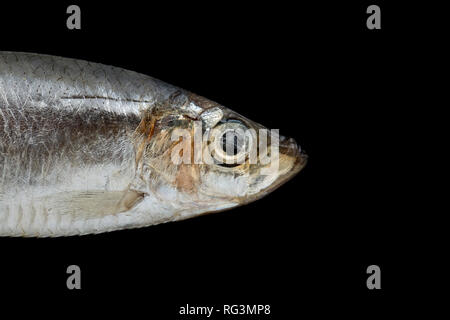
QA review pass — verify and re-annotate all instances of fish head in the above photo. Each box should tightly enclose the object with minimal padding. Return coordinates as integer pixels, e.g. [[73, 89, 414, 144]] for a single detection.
[[194, 103, 308, 206], [135, 92, 307, 219]]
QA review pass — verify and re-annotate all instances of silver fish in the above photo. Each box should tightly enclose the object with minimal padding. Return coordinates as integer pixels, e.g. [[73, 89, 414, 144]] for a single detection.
[[0, 51, 307, 237]]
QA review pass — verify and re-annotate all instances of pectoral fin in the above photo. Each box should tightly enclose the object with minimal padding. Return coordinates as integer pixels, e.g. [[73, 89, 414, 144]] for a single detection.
[[44, 190, 145, 220]]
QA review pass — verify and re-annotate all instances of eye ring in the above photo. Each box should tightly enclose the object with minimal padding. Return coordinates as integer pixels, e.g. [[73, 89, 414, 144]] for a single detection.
[[209, 120, 250, 167]]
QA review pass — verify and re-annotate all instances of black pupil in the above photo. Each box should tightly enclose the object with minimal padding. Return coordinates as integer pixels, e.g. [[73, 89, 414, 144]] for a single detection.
[[222, 132, 239, 156]]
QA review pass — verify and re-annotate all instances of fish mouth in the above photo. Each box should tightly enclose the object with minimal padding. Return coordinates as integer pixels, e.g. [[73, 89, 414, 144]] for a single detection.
[[270, 135, 308, 191], [240, 135, 307, 204]]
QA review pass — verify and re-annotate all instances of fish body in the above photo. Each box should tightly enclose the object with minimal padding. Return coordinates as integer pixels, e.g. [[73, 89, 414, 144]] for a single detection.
[[0, 52, 306, 237]]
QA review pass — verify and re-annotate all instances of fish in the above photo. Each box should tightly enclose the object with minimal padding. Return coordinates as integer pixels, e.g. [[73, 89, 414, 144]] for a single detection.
[[0, 51, 307, 237]]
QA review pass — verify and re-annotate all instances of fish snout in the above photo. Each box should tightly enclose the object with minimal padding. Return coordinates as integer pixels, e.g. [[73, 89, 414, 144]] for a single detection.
[[279, 135, 307, 167]]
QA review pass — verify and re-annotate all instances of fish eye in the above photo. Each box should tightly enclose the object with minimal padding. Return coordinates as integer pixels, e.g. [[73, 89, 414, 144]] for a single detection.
[[221, 130, 243, 156], [210, 120, 249, 168]]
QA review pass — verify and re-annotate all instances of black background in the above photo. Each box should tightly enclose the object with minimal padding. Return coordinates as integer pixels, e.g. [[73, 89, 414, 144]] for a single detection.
[[0, 1, 438, 318]]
